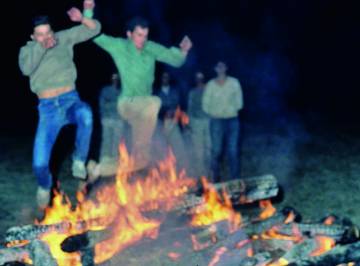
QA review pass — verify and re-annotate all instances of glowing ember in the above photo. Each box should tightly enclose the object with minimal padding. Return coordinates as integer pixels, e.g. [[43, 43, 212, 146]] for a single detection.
[[323, 215, 336, 225], [283, 211, 296, 224], [247, 247, 254, 257], [208, 246, 228, 266], [235, 239, 251, 249], [310, 235, 335, 256], [258, 200, 276, 220], [260, 226, 302, 242], [174, 106, 189, 126]]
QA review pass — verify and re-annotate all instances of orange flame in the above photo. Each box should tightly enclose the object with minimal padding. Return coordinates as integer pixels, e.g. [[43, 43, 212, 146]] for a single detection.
[[284, 211, 296, 224], [174, 106, 189, 126], [259, 226, 302, 242], [208, 247, 228, 266], [323, 216, 335, 225], [310, 235, 335, 256], [37, 143, 196, 265], [258, 200, 276, 220], [190, 177, 242, 229], [267, 258, 289, 266], [247, 247, 254, 257]]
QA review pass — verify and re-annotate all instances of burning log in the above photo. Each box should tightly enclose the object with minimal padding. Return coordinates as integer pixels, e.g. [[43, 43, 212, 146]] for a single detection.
[[275, 222, 350, 242], [268, 238, 319, 265], [239, 252, 273, 266], [177, 174, 279, 213], [191, 220, 242, 248], [5, 218, 107, 244], [0, 246, 30, 265], [211, 174, 279, 203], [190, 211, 289, 251], [60, 233, 96, 266], [245, 210, 292, 236], [293, 241, 360, 265], [0, 240, 57, 266], [5, 222, 72, 243], [61, 229, 113, 253]]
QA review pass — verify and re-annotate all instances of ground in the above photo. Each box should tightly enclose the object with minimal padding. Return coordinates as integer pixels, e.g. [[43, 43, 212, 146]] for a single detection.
[[1, 117, 360, 265]]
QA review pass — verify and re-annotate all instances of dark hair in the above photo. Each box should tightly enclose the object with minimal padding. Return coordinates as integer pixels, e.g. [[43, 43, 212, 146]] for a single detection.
[[126, 16, 149, 32], [32, 15, 51, 29]]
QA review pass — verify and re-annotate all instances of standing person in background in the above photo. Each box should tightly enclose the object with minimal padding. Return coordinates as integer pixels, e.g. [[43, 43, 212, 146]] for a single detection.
[[187, 71, 211, 178], [202, 61, 243, 183], [98, 73, 125, 167]]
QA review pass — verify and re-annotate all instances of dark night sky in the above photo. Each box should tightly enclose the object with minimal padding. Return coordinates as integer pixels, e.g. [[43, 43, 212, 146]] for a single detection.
[[1, 0, 359, 135]]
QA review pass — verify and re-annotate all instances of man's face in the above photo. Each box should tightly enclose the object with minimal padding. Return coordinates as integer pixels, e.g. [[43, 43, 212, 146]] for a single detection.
[[214, 62, 227, 76], [127, 26, 149, 50], [195, 72, 204, 84], [162, 73, 170, 86], [32, 24, 53, 44]]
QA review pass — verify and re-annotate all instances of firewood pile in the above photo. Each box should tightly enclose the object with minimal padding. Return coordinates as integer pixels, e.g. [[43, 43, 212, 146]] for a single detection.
[[0, 174, 359, 266]]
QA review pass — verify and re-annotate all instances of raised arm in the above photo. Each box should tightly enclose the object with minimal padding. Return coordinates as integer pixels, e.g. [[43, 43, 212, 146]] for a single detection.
[[57, 0, 101, 45], [83, 0, 122, 53]]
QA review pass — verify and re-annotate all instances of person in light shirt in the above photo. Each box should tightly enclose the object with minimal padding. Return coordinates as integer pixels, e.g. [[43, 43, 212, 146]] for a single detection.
[[202, 61, 243, 182]]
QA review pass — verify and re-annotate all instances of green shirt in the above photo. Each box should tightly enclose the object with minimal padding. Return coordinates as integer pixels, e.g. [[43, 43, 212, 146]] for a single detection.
[[19, 21, 101, 95], [85, 9, 186, 99], [94, 36, 185, 98]]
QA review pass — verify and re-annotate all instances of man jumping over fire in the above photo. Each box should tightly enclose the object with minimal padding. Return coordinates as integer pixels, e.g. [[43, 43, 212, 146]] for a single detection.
[[83, 0, 192, 176], [18, 1, 101, 210]]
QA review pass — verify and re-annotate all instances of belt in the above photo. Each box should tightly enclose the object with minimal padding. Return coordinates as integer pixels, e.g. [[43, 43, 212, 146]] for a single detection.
[[37, 86, 74, 99]]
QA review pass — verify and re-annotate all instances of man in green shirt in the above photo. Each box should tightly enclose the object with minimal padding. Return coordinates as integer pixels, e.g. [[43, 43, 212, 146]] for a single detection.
[[84, 0, 192, 174]]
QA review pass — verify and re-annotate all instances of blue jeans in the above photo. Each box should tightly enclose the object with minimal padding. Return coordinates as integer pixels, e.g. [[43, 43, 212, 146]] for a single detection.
[[33, 90, 93, 189], [210, 117, 240, 182]]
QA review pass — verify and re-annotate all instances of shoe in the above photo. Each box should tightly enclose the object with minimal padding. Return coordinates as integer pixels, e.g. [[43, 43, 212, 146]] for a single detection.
[[72, 160, 87, 180], [119, 157, 148, 173], [86, 160, 101, 183], [36, 187, 51, 210]]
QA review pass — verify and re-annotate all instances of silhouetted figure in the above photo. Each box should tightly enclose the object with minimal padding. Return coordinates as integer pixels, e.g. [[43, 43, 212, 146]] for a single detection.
[[99, 73, 125, 165], [187, 71, 211, 178]]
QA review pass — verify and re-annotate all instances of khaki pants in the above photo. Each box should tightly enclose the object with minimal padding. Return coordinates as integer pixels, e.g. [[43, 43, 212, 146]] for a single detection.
[[117, 96, 161, 166]]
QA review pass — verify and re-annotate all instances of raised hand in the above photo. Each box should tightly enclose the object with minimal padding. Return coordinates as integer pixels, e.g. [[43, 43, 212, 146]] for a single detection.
[[67, 7, 83, 22], [179, 35, 192, 55], [83, 0, 95, 10], [42, 35, 57, 49]]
